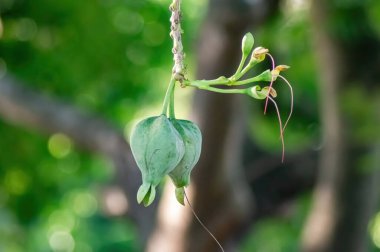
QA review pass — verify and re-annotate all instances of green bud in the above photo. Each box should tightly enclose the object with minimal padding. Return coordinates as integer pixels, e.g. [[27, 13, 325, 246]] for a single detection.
[[241, 32, 254, 57], [169, 119, 202, 205], [130, 115, 185, 206]]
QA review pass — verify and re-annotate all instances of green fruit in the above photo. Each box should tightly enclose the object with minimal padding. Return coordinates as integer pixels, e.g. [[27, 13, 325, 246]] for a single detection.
[[130, 115, 185, 206], [169, 119, 202, 205]]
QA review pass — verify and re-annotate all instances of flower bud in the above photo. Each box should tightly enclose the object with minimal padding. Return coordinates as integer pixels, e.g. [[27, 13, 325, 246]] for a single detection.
[[251, 47, 269, 62], [241, 32, 254, 57], [271, 65, 290, 80], [275, 65, 290, 71]]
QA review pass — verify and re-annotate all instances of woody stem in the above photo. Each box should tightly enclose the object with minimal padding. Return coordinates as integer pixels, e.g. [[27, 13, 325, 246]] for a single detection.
[[170, 0, 185, 83]]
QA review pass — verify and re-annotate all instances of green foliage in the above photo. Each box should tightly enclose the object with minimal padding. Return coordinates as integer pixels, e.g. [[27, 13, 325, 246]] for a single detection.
[[241, 194, 311, 252], [0, 0, 176, 125], [0, 122, 132, 251], [242, 219, 299, 252], [0, 0, 205, 250]]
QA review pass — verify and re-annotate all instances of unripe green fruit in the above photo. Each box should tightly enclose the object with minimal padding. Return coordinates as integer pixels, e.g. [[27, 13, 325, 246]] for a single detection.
[[169, 119, 202, 204], [130, 115, 185, 206]]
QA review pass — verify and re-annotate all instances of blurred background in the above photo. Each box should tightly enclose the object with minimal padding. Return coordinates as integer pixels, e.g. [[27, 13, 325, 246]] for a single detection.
[[0, 0, 380, 251]]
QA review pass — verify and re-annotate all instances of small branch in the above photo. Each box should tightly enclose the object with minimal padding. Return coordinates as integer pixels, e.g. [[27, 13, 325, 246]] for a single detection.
[[170, 0, 185, 83], [197, 86, 246, 94], [233, 70, 272, 85]]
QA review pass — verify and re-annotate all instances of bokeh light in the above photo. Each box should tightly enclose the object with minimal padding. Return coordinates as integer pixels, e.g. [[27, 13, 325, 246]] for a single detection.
[[48, 133, 72, 159], [102, 187, 129, 216], [70, 192, 98, 218], [4, 169, 30, 195], [48, 210, 76, 233], [112, 9, 144, 35], [370, 212, 380, 248], [49, 231, 75, 252]]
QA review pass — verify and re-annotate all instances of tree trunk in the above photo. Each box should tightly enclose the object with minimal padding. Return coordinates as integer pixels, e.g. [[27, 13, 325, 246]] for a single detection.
[[302, 1, 380, 251]]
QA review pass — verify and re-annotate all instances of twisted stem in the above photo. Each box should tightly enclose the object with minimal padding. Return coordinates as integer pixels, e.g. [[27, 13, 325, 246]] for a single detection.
[[170, 0, 185, 83]]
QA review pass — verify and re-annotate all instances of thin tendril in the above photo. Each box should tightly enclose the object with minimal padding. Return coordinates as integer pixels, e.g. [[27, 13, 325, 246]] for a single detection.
[[279, 75, 293, 133], [184, 190, 225, 252], [264, 53, 276, 114], [268, 96, 285, 163]]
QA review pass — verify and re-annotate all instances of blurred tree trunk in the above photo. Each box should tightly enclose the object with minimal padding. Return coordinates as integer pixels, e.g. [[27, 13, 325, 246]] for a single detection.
[[146, 1, 279, 251], [302, 1, 380, 251], [189, 1, 280, 251], [0, 75, 157, 245]]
